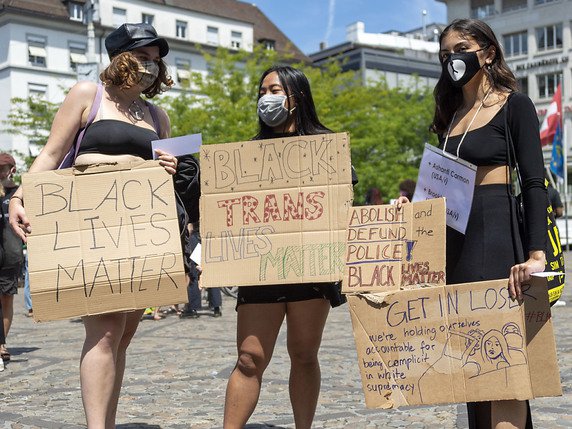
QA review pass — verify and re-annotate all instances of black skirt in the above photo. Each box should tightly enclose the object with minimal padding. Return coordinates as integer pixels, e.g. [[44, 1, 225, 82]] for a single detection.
[[447, 184, 524, 284], [448, 184, 532, 429]]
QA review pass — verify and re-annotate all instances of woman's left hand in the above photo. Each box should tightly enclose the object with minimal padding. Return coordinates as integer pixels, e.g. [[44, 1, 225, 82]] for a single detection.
[[155, 149, 178, 175], [508, 250, 546, 300]]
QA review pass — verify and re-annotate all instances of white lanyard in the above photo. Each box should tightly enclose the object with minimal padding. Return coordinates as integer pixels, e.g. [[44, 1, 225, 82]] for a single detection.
[[442, 88, 492, 160]]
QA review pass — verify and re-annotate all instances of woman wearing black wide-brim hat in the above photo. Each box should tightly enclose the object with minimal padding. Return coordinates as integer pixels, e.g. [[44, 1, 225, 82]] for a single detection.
[[9, 22, 177, 428]]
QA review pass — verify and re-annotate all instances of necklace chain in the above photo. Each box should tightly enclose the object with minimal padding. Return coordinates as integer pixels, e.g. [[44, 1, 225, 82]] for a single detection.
[[442, 88, 492, 160], [128, 100, 145, 121]]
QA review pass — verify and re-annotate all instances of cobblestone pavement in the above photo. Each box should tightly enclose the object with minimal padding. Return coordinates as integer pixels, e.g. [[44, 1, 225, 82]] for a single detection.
[[2, 255, 572, 429]]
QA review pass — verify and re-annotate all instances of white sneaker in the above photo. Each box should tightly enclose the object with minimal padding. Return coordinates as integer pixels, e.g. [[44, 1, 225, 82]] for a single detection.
[[0, 359, 4, 372], [553, 300, 567, 307]]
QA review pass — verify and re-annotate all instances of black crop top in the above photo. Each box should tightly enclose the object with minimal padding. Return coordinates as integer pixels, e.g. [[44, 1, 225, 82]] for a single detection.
[[78, 119, 158, 160], [438, 92, 547, 253]]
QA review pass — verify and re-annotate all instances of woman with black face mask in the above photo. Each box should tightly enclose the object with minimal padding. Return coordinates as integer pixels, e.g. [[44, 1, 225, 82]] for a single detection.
[[400, 18, 546, 429], [223, 66, 348, 429]]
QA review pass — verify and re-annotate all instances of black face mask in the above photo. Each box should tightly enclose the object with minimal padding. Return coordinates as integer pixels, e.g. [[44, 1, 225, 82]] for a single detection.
[[442, 49, 485, 87]]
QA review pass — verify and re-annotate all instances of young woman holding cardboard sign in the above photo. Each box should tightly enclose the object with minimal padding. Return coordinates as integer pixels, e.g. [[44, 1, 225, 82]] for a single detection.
[[9, 23, 179, 428], [223, 66, 353, 429], [399, 19, 546, 429]]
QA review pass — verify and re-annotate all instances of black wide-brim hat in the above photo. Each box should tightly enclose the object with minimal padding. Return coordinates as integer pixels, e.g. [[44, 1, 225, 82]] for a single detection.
[[105, 23, 169, 59]]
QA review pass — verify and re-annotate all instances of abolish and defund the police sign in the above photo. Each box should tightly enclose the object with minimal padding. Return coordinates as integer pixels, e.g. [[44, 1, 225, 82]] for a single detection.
[[23, 161, 187, 322], [200, 132, 354, 287]]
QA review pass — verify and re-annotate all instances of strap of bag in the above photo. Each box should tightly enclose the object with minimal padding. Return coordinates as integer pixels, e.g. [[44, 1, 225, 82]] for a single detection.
[[73, 82, 103, 161], [146, 102, 162, 137], [503, 92, 522, 196]]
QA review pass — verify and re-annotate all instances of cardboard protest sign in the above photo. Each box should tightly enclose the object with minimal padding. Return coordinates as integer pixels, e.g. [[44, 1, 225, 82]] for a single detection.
[[23, 161, 187, 322], [348, 277, 561, 408], [343, 199, 446, 293], [200, 132, 353, 287]]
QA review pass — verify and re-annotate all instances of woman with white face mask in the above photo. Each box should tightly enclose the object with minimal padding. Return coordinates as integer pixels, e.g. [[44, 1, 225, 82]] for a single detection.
[[400, 19, 546, 429], [9, 23, 178, 428], [223, 66, 350, 429]]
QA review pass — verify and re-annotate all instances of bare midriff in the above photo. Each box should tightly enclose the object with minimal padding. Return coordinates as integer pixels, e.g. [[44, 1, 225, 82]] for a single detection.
[[74, 153, 145, 166], [475, 165, 510, 186]]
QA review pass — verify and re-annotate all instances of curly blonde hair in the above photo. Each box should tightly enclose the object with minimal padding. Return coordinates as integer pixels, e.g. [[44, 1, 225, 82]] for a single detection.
[[99, 51, 173, 98]]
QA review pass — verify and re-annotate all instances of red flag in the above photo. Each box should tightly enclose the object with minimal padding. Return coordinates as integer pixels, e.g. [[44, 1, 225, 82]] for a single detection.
[[539, 84, 562, 146]]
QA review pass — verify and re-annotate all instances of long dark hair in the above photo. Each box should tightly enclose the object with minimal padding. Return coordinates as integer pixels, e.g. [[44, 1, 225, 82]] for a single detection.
[[254, 65, 331, 139], [432, 19, 518, 134]]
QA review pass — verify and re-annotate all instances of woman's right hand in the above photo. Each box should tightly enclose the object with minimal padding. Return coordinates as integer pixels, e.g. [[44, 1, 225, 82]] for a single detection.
[[9, 198, 31, 243], [395, 196, 410, 209]]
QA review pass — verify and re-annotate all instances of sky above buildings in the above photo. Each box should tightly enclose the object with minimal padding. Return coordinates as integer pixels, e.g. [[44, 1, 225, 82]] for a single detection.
[[253, 0, 447, 55]]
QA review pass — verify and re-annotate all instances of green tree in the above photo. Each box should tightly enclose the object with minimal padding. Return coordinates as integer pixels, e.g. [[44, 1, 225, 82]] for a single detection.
[[4, 95, 58, 169]]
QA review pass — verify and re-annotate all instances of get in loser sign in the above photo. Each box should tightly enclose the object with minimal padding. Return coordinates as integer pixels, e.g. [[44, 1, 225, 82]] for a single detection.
[[200, 132, 354, 287], [23, 161, 187, 322]]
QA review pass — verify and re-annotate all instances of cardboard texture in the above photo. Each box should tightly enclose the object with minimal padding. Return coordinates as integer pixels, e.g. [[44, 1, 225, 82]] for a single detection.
[[23, 161, 187, 322], [342, 199, 446, 293], [200, 132, 353, 287], [348, 277, 561, 408], [343, 200, 561, 408]]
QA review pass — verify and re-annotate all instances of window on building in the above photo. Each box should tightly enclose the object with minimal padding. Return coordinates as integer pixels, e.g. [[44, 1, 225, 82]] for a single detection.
[[176, 21, 187, 39], [537, 73, 562, 98], [176, 58, 191, 86], [69, 42, 87, 71], [142, 13, 154, 25], [502, 0, 527, 11], [28, 36, 47, 67], [207, 27, 219, 45], [261, 39, 276, 50], [69, 2, 83, 21], [535, 0, 558, 4], [231, 31, 242, 49], [503, 31, 527, 57], [28, 83, 48, 99], [112, 7, 126, 27], [517, 77, 528, 96], [536, 24, 563, 51], [470, 0, 495, 19]]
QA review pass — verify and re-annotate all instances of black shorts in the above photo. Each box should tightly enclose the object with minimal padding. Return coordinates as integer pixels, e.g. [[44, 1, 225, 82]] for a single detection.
[[0, 268, 20, 296], [237, 282, 346, 308]]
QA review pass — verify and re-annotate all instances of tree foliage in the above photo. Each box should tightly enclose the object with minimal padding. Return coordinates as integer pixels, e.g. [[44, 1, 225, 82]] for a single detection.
[[4, 96, 58, 169], [161, 46, 437, 204]]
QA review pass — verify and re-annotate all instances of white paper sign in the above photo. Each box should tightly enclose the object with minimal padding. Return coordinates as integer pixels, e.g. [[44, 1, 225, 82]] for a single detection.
[[152, 133, 202, 159], [413, 143, 477, 234], [190, 243, 201, 265]]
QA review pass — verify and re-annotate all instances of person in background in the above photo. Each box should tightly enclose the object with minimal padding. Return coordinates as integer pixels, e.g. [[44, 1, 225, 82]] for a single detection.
[[0, 153, 24, 363], [546, 172, 564, 218], [180, 221, 222, 318], [398, 179, 416, 202], [364, 187, 383, 205], [223, 65, 352, 429], [8, 23, 177, 428]]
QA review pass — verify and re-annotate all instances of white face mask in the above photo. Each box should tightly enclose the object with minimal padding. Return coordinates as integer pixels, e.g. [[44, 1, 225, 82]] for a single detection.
[[257, 94, 293, 127], [137, 60, 159, 89]]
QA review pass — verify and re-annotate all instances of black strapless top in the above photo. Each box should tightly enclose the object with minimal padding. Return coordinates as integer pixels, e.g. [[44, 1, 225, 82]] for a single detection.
[[78, 119, 159, 160]]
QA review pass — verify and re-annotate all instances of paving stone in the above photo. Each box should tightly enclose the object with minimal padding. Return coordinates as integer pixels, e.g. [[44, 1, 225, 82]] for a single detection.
[[2, 253, 572, 428]]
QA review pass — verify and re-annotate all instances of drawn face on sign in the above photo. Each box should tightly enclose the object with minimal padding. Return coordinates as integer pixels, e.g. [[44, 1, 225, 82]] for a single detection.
[[485, 336, 502, 359]]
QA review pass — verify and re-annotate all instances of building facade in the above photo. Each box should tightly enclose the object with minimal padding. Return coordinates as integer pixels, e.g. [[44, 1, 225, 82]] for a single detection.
[[310, 21, 446, 90], [438, 0, 572, 190], [0, 0, 307, 155]]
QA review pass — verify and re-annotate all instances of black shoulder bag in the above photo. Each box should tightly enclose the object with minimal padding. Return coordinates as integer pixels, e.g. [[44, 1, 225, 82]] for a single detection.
[[504, 95, 565, 306]]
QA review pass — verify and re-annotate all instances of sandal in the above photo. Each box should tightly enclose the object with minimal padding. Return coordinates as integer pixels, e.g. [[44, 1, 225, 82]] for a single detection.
[[0, 346, 10, 362]]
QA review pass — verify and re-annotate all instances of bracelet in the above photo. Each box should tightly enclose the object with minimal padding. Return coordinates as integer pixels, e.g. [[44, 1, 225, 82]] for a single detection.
[[10, 195, 23, 204]]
